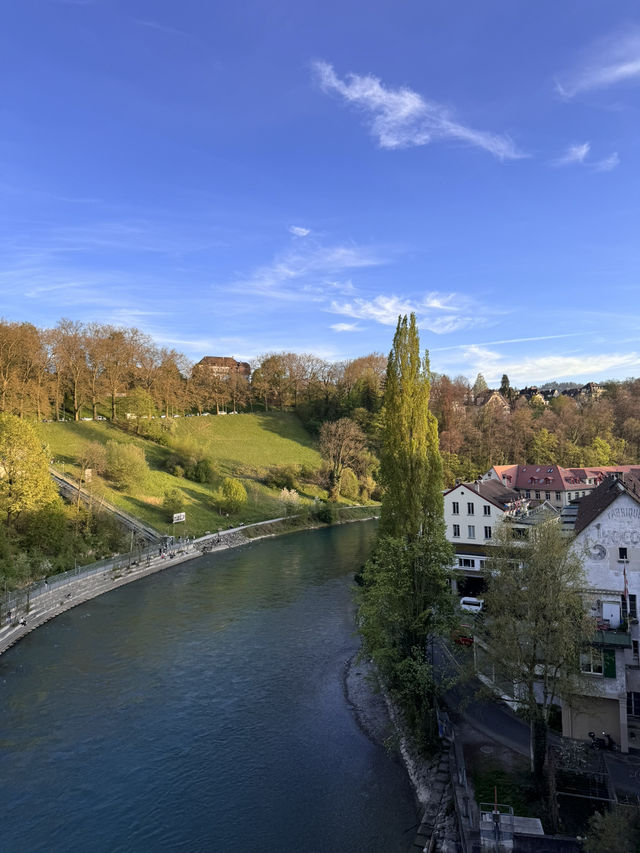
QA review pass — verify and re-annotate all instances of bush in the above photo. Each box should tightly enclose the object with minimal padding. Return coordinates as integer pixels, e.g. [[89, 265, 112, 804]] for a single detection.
[[263, 464, 298, 490], [314, 500, 336, 524], [193, 458, 217, 484], [139, 421, 172, 446], [164, 453, 186, 476], [163, 489, 186, 520], [221, 478, 247, 513], [298, 462, 319, 482], [340, 467, 360, 501], [105, 441, 149, 489]]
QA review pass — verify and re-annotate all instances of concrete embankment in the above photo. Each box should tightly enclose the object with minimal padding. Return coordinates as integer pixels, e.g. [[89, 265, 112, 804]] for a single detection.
[[0, 527, 252, 657], [0, 510, 379, 658]]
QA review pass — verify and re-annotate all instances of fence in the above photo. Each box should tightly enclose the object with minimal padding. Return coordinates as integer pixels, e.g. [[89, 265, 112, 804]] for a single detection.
[[0, 507, 381, 623]]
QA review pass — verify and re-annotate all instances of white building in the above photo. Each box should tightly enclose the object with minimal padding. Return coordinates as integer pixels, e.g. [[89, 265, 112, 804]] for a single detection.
[[444, 480, 523, 596], [562, 474, 640, 753]]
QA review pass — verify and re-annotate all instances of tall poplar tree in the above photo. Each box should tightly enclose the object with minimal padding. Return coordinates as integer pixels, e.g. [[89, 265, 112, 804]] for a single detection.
[[359, 314, 453, 750], [379, 313, 443, 541]]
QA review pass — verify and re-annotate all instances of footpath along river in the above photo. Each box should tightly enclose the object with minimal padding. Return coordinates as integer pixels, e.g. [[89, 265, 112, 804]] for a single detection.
[[0, 521, 418, 852]]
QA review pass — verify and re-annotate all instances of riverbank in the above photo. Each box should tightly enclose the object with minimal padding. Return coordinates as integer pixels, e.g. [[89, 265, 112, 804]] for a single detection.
[[0, 510, 379, 658], [344, 654, 461, 853]]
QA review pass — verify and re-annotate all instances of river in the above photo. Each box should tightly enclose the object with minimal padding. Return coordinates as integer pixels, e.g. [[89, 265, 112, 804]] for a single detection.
[[0, 522, 417, 852]]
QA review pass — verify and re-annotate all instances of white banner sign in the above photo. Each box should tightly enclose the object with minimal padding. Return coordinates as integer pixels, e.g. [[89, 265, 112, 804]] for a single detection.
[[172, 512, 186, 523]]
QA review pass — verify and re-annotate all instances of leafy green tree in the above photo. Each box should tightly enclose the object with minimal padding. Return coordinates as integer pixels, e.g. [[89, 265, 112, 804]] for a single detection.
[[105, 441, 148, 489], [482, 520, 591, 790], [162, 489, 185, 519], [379, 313, 442, 540], [472, 372, 488, 398], [0, 414, 60, 526], [125, 387, 156, 431], [221, 478, 247, 513], [360, 314, 454, 750], [530, 427, 559, 464]]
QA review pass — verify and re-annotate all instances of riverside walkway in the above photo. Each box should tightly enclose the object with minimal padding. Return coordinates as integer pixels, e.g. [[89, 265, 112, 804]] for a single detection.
[[0, 520, 286, 657]]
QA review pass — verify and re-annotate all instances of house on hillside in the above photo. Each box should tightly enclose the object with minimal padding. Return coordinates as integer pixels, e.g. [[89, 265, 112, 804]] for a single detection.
[[472, 389, 511, 414], [195, 356, 251, 377]]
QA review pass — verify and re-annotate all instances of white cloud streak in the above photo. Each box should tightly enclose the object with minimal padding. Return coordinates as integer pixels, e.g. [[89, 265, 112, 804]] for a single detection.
[[592, 152, 620, 172], [449, 345, 640, 386], [556, 31, 640, 98], [289, 225, 311, 237], [313, 61, 526, 161], [331, 322, 361, 332], [229, 242, 382, 300], [553, 142, 591, 166], [552, 142, 619, 172], [330, 292, 485, 334]]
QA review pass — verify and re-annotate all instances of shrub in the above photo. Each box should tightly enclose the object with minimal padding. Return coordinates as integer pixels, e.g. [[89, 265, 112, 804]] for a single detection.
[[105, 441, 149, 489], [163, 489, 186, 519], [193, 458, 217, 484], [263, 464, 298, 490], [164, 454, 186, 476], [339, 468, 360, 501], [221, 478, 247, 513], [314, 500, 336, 524]]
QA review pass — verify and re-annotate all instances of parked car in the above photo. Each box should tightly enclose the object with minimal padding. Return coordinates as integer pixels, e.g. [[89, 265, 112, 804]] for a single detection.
[[459, 596, 484, 614]]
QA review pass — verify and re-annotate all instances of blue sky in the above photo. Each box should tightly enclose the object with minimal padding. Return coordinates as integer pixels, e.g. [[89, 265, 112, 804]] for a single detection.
[[2, 0, 640, 386]]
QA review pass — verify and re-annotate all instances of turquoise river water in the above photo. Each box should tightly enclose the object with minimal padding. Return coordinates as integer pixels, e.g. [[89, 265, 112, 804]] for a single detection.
[[0, 522, 417, 852]]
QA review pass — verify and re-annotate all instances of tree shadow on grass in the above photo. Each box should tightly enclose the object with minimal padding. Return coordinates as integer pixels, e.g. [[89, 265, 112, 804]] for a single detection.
[[252, 412, 317, 448]]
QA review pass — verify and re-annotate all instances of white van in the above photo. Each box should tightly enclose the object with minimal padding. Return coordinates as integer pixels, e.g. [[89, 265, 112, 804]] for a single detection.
[[459, 597, 484, 614]]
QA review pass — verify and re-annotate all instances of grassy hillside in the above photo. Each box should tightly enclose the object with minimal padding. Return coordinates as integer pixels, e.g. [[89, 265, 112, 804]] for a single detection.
[[41, 413, 333, 537]]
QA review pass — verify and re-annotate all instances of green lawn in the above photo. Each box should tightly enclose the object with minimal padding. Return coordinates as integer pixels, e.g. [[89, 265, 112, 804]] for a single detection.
[[41, 413, 333, 537]]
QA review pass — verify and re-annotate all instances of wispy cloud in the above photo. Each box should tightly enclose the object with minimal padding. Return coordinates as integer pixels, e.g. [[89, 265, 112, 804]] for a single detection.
[[289, 225, 311, 237], [552, 142, 619, 172], [330, 292, 486, 334], [447, 345, 640, 385], [331, 322, 361, 332], [592, 152, 620, 172], [229, 241, 383, 300], [313, 61, 526, 161], [553, 142, 591, 167], [556, 31, 640, 98]]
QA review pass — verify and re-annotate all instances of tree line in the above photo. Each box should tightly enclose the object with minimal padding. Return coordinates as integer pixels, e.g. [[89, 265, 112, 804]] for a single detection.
[[2, 317, 640, 478]]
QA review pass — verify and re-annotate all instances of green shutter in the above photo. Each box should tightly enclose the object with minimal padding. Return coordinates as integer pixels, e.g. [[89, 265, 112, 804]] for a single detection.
[[603, 649, 616, 678]]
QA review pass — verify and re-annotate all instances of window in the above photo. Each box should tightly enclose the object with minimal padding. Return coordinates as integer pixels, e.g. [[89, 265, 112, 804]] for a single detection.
[[619, 547, 628, 561], [628, 692, 640, 717], [580, 649, 603, 675], [567, 492, 572, 500], [468, 525, 475, 539], [452, 501, 459, 515], [525, 490, 530, 498], [483, 505, 491, 516], [535, 491, 541, 500], [452, 524, 460, 538], [621, 594, 637, 620], [633, 641, 639, 662], [458, 558, 475, 568], [467, 502, 475, 515], [545, 492, 551, 501], [484, 526, 492, 539], [555, 492, 561, 501]]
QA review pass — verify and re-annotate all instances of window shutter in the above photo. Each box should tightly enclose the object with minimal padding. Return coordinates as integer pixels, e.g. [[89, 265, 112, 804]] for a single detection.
[[603, 649, 616, 678]]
